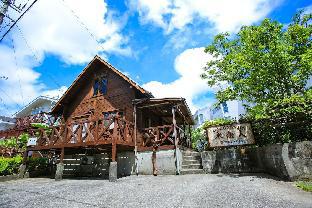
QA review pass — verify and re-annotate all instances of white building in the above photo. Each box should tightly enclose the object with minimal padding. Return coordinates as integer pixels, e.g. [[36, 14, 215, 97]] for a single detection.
[[0, 116, 15, 131], [13, 96, 57, 118], [193, 100, 247, 128]]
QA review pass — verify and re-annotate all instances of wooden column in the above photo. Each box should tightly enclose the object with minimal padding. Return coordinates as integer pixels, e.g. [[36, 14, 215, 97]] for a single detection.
[[60, 147, 65, 163], [111, 116, 117, 162], [172, 106, 180, 175], [22, 148, 28, 165], [133, 105, 139, 175], [152, 145, 158, 176], [188, 124, 192, 148]]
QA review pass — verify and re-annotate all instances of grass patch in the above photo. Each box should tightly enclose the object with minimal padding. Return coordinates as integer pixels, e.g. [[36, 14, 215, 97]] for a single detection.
[[296, 181, 312, 192]]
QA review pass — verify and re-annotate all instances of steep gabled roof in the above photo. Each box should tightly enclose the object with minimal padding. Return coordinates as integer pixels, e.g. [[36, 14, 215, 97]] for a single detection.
[[52, 55, 153, 114]]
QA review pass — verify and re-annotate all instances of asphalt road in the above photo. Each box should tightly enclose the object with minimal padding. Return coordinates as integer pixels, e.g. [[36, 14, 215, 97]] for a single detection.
[[0, 174, 311, 208]]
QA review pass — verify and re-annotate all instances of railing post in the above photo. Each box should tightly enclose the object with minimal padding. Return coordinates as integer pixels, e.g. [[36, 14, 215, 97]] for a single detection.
[[63, 124, 68, 145], [94, 120, 98, 143], [77, 123, 82, 144]]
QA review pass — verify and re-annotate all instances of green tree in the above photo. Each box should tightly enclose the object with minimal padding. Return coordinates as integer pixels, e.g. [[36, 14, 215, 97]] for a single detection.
[[202, 11, 312, 109]]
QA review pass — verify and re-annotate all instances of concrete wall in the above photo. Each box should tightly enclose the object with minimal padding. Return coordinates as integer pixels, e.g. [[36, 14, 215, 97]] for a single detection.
[[58, 148, 180, 178], [137, 149, 181, 175], [201, 141, 312, 181]]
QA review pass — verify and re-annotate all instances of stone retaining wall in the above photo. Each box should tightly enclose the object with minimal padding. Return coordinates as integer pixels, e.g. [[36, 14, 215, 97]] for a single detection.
[[201, 141, 312, 181]]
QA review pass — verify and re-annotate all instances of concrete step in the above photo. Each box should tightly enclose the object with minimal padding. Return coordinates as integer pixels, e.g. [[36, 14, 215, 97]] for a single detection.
[[182, 151, 201, 157], [180, 169, 204, 175], [182, 164, 202, 169], [182, 155, 201, 161], [182, 159, 201, 165]]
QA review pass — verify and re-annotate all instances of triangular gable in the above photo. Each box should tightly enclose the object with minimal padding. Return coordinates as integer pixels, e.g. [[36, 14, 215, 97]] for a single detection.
[[51, 55, 153, 114]]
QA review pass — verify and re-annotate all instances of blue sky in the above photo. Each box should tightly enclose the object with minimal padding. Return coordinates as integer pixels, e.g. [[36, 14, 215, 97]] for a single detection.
[[0, 0, 311, 116]]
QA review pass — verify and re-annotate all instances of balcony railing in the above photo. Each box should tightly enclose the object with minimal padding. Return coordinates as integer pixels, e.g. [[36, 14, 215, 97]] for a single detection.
[[30, 117, 134, 149], [141, 124, 190, 148]]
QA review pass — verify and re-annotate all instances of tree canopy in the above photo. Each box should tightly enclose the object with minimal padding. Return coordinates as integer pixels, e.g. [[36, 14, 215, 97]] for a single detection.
[[202, 11, 312, 115]]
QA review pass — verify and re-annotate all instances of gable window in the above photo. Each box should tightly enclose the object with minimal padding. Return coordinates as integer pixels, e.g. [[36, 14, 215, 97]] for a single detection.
[[93, 78, 107, 96]]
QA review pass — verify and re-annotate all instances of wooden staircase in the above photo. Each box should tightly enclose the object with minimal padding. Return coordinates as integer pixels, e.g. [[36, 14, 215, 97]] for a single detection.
[[181, 150, 204, 174]]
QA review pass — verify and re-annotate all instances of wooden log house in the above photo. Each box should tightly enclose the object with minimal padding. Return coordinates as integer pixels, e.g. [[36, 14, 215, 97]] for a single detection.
[[2, 55, 194, 179]]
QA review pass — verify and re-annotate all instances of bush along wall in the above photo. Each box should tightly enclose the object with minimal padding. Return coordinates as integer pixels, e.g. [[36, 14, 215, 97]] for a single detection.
[[0, 155, 23, 176]]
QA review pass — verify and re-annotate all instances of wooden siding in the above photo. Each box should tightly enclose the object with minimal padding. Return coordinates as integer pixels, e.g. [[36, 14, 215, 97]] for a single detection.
[[64, 65, 136, 124]]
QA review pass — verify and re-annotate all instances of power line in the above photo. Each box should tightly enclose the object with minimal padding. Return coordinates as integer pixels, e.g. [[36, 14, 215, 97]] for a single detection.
[[0, 97, 10, 112], [0, 0, 39, 41], [59, 0, 106, 52], [0, 87, 22, 109], [15, 24, 62, 88], [11, 36, 25, 106]]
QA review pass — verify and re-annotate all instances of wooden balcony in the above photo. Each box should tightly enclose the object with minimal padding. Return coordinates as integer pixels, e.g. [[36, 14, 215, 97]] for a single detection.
[[28, 117, 135, 151]]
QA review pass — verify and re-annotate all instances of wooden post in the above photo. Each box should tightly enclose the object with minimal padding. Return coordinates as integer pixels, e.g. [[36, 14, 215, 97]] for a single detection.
[[152, 145, 158, 176], [133, 105, 138, 175], [94, 120, 98, 143], [22, 148, 28, 165], [188, 124, 192, 148], [112, 116, 117, 162], [172, 106, 180, 175], [60, 147, 65, 163]]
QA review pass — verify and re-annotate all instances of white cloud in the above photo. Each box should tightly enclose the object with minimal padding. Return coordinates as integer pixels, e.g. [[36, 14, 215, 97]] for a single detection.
[[41, 86, 68, 100], [142, 47, 214, 112], [13, 0, 132, 64], [129, 0, 172, 28], [130, 0, 282, 33], [0, 0, 131, 116]]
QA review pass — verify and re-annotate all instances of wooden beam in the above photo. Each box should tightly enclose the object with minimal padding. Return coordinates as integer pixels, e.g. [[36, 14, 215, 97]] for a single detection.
[[152, 146, 158, 176], [60, 147, 65, 163], [133, 104, 139, 175], [172, 106, 180, 175], [111, 117, 117, 162]]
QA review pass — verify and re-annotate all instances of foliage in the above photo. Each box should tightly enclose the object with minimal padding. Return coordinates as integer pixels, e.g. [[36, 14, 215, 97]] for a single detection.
[[31, 123, 50, 129], [202, 11, 312, 146], [296, 181, 312, 192], [202, 118, 235, 129], [31, 123, 52, 136], [202, 11, 312, 105], [0, 137, 17, 148], [191, 128, 207, 152], [0, 155, 23, 176], [27, 157, 48, 172], [244, 90, 311, 120], [242, 92, 312, 145], [0, 133, 29, 151]]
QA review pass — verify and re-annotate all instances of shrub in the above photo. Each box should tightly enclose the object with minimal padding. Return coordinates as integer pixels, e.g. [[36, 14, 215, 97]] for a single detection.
[[296, 181, 312, 192], [191, 128, 207, 152], [0, 155, 23, 176], [202, 118, 235, 129], [242, 92, 312, 146], [27, 157, 48, 172]]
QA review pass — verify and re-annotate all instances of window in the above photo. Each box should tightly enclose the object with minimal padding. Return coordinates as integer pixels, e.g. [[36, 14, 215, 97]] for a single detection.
[[222, 102, 229, 113], [93, 78, 107, 96]]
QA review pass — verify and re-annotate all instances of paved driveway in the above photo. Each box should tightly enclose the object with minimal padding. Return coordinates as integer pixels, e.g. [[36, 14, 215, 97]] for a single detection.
[[0, 174, 311, 208]]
